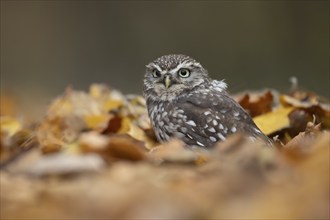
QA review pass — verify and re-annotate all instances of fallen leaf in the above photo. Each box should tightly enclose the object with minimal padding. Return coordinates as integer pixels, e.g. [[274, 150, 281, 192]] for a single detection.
[[283, 122, 322, 152], [118, 116, 132, 134], [127, 123, 157, 150], [23, 153, 105, 177], [102, 115, 122, 134], [80, 133, 146, 162], [79, 131, 109, 152], [149, 139, 205, 164], [288, 108, 314, 137], [280, 93, 329, 112], [253, 106, 294, 135], [103, 100, 123, 112], [84, 114, 110, 130], [0, 116, 22, 137], [107, 134, 146, 162], [238, 90, 274, 117]]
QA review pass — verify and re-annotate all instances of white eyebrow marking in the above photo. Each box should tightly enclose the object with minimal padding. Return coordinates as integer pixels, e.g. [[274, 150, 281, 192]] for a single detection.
[[169, 61, 195, 74], [147, 63, 162, 72]]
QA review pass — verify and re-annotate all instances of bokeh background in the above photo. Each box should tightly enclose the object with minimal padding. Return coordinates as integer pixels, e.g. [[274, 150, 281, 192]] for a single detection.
[[1, 1, 329, 119]]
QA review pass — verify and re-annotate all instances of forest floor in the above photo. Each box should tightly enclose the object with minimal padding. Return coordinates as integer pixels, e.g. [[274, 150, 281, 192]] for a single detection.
[[1, 83, 329, 219]]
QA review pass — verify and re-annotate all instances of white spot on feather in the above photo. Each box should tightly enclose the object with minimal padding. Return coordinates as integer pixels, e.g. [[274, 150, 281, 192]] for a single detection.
[[209, 136, 217, 142], [196, 141, 205, 147], [217, 133, 226, 141], [186, 120, 197, 127], [254, 128, 262, 134]]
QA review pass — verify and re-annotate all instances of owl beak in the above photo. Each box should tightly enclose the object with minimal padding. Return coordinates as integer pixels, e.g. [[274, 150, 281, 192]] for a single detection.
[[164, 75, 171, 89]]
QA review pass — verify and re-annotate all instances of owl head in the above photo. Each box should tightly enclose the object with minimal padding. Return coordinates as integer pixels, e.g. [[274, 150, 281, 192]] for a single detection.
[[143, 54, 210, 101]]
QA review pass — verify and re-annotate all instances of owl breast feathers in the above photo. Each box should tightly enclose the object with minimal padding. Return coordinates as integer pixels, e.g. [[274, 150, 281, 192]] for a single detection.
[[143, 54, 271, 148]]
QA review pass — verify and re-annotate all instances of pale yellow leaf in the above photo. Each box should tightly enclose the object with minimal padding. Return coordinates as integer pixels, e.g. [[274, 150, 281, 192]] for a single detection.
[[254, 107, 294, 135]]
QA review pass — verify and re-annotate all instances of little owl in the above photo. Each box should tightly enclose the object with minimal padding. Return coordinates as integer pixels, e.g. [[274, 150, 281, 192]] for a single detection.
[[143, 54, 271, 148]]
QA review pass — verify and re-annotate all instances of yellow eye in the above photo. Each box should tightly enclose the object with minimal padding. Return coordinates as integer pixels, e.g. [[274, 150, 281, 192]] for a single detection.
[[152, 69, 161, 78], [178, 68, 190, 78]]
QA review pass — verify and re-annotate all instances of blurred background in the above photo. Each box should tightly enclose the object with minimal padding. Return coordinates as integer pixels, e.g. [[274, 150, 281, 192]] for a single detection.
[[1, 1, 329, 119]]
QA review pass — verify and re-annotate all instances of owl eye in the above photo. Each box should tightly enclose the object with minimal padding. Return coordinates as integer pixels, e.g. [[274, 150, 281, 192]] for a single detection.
[[152, 69, 161, 78], [178, 68, 190, 78]]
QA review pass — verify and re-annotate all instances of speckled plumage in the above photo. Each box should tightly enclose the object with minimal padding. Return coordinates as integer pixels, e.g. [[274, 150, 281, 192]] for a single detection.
[[143, 54, 271, 148]]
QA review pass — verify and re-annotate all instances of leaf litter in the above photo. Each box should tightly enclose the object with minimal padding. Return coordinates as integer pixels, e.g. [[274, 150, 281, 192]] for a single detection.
[[0, 82, 329, 219]]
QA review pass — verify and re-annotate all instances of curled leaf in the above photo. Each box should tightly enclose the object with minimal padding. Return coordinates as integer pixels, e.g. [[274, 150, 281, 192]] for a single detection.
[[80, 132, 146, 162], [238, 90, 274, 117]]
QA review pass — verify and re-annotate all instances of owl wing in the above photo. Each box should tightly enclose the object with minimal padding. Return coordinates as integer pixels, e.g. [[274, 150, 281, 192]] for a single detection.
[[175, 89, 270, 147]]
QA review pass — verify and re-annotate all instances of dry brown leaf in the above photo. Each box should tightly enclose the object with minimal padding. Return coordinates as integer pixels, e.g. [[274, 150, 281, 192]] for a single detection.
[[283, 122, 322, 157], [80, 132, 146, 162], [149, 139, 208, 164], [127, 123, 158, 149], [280, 94, 330, 128], [101, 115, 123, 134], [78, 131, 109, 152], [107, 134, 146, 162], [23, 153, 105, 177], [284, 90, 321, 107], [238, 90, 274, 117], [288, 108, 314, 136]]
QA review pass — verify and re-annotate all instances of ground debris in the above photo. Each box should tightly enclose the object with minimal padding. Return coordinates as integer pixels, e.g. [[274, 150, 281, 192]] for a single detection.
[[0, 83, 329, 219]]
